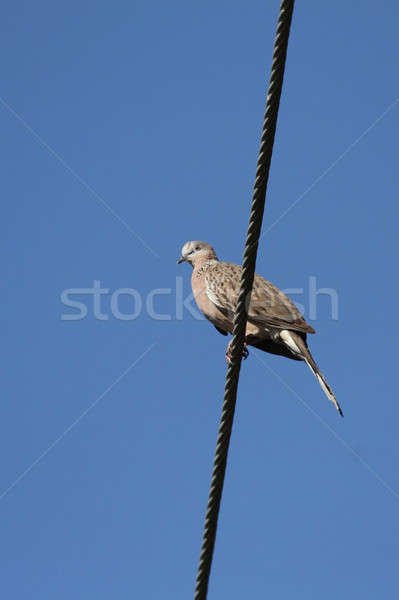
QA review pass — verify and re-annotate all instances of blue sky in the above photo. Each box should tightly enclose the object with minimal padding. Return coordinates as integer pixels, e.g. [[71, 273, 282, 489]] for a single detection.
[[1, 1, 398, 598]]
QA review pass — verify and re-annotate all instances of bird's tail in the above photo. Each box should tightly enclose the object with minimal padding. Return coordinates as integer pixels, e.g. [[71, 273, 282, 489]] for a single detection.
[[304, 353, 343, 417], [279, 330, 343, 417]]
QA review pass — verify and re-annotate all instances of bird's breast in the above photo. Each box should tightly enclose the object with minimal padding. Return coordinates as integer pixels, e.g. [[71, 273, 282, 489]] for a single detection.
[[191, 269, 233, 333]]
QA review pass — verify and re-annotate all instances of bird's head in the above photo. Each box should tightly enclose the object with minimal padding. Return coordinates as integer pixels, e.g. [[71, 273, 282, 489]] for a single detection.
[[177, 241, 217, 267]]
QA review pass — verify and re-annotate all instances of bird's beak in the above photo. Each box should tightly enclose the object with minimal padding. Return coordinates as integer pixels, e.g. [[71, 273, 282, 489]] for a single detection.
[[177, 256, 185, 264]]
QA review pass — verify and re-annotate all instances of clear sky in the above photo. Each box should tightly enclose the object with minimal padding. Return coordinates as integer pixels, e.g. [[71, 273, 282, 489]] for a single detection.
[[1, 1, 398, 598]]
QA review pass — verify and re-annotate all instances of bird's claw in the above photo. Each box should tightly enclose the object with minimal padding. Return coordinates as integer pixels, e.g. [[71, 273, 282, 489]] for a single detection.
[[225, 342, 249, 364]]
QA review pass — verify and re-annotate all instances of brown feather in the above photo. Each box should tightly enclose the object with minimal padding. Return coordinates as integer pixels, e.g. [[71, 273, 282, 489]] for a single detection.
[[204, 262, 314, 335]]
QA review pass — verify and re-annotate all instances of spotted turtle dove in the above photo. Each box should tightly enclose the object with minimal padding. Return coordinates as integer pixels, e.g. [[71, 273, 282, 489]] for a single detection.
[[177, 240, 343, 416]]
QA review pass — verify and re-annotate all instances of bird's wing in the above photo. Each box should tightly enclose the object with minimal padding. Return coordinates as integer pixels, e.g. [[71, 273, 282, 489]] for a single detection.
[[214, 325, 228, 336], [205, 262, 315, 334]]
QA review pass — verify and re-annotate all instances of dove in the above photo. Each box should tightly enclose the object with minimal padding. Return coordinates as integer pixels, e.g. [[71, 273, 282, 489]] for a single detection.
[[177, 240, 343, 416]]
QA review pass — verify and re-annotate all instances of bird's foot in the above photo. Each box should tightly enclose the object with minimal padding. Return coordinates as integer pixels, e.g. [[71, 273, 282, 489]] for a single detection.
[[225, 341, 249, 364]]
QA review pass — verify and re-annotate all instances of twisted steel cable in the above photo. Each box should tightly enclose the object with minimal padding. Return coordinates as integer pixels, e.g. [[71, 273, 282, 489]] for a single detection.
[[193, 2, 295, 598]]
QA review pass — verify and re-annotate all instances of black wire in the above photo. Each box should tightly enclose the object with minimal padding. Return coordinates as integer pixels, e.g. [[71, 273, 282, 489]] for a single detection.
[[193, 2, 295, 598]]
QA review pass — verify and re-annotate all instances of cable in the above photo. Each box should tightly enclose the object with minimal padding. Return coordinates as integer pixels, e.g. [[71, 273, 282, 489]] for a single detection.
[[193, 2, 295, 598]]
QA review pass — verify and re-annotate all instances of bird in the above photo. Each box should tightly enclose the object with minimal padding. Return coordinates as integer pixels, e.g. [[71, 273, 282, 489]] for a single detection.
[[177, 240, 343, 417]]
